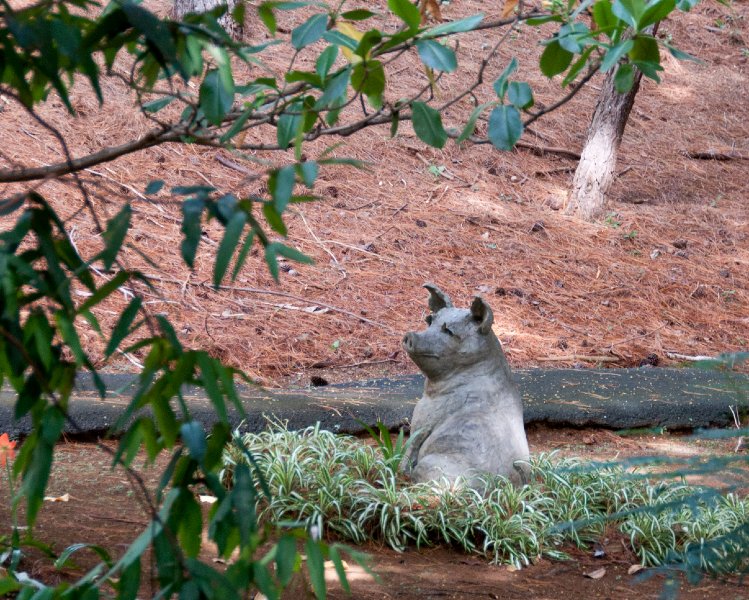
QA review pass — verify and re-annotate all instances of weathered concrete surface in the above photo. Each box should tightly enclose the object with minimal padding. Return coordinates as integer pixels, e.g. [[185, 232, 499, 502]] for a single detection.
[[0, 368, 746, 437]]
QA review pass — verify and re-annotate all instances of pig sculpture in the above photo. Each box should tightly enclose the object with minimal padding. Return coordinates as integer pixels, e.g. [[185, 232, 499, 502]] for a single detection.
[[402, 284, 530, 487]]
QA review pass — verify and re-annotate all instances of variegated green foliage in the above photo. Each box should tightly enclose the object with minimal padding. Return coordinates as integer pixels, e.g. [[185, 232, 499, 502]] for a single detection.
[[225, 424, 749, 576]]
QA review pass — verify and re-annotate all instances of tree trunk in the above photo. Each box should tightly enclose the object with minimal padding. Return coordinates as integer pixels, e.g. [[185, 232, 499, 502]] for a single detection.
[[565, 24, 661, 220], [173, 0, 243, 40], [564, 63, 644, 220]]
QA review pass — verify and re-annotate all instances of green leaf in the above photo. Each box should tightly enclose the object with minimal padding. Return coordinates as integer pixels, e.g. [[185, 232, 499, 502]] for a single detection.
[[341, 9, 377, 20], [316, 45, 338, 79], [151, 395, 178, 447], [493, 58, 518, 100], [420, 13, 484, 38], [592, 0, 620, 37], [600, 39, 634, 72], [214, 211, 247, 287], [457, 102, 494, 143], [328, 546, 351, 594], [270, 165, 296, 212], [220, 105, 254, 143], [275, 535, 298, 586], [231, 229, 256, 281], [55, 543, 113, 569], [527, 15, 565, 25], [292, 13, 329, 49], [415, 40, 457, 72], [487, 105, 523, 151], [305, 539, 326, 600], [507, 82, 534, 109], [351, 60, 386, 102], [181, 197, 205, 268], [258, 3, 276, 34], [196, 352, 228, 422], [285, 70, 324, 87], [315, 68, 351, 108], [0, 580, 20, 596], [262, 203, 287, 236], [143, 96, 175, 113], [557, 22, 591, 54], [612, 0, 643, 28], [231, 464, 258, 546], [322, 30, 359, 50], [676, 0, 698, 9], [121, 3, 178, 72], [411, 101, 447, 149], [145, 180, 165, 195], [178, 495, 203, 559], [540, 41, 574, 78], [23, 425, 58, 526], [562, 47, 595, 86], [180, 421, 207, 462], [105, 297, 142, 358], [200, 69, 234, 126], [354, 30, 383, 58], [277, 103, 303, 149], [664, 43, 700, 62], [56, 312, 86, 365], [390, 110, 399, 137], [118, 559, 141, 600], [100, 205, 131, 270], [388, 0, 421, 30], [297, 161, 319, 187], [614, 63, 636, 92], [267, 242, 313, 265], [630, 35, 660, 64]]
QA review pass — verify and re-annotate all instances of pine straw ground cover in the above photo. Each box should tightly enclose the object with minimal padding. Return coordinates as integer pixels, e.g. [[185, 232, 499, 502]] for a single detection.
[[222, 425, 749, 577], [0, 0, 747, 384]]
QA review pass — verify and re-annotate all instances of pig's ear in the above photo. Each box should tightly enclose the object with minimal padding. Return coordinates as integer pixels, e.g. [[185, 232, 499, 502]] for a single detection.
[[471, 296, 494, 335], [423, 283, 453, 313]]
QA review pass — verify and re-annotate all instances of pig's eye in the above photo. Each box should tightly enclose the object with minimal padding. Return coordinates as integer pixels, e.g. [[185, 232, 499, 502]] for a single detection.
[[425, 315, 433, 325], [441, 323, 454, 336]]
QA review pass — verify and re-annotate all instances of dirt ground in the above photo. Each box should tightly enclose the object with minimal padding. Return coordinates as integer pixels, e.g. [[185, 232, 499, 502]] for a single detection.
[[1, 427, 747, 598], [1, 0, 748, 385]]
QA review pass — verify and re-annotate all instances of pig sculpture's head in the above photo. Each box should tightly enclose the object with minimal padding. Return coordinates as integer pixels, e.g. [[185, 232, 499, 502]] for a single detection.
[[403, 284, 500, 381]]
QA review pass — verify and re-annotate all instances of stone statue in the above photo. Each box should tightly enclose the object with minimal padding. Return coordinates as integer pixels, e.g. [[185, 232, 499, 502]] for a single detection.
[[402, 284, 530, 487]]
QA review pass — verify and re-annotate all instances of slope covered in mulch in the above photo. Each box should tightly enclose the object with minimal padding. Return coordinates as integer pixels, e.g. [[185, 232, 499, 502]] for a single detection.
[[1, 0, 747, 385]]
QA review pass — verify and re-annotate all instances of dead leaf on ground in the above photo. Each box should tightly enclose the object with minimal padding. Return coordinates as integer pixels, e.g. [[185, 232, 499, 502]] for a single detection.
[[502, 0, 519, 18], [584, 567, 607, 579], [44, 493, 70, 502], [422, 0, 442, 21], [628, 564, 646, 575]]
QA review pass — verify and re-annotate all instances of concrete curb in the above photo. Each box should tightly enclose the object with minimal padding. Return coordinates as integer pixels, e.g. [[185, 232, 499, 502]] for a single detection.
[[1, 368, 746, 438]]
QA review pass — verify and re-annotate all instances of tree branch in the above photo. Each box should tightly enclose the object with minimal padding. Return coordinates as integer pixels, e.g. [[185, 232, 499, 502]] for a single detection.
[[0, 126, 178, 183]]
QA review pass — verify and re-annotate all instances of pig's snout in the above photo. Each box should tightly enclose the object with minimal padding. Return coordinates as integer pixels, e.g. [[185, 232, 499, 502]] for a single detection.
[[402, 332, 414, 352]]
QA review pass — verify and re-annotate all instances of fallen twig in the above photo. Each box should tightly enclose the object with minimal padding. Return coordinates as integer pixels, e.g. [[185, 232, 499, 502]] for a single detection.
[[665, 351, 714, 361], [729, 405, 744, 453], [215, 153, 261, 178], [534, 166, 575, 177], [609, 323, 667, 348], [337, 358, 400, 368], [537, 355, 620, 363], [516, 140, 581, 161], [682, 150, 749, 161]]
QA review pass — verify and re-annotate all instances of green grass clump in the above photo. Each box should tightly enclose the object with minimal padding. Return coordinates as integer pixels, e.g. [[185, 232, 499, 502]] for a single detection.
[[222, 424, 749, 574]]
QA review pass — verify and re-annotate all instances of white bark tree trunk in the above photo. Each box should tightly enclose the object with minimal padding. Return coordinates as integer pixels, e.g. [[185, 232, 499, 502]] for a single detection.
[[565, 24, 660, 220], [564, 64, 643, 220], [174, 0, 243, 40]]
